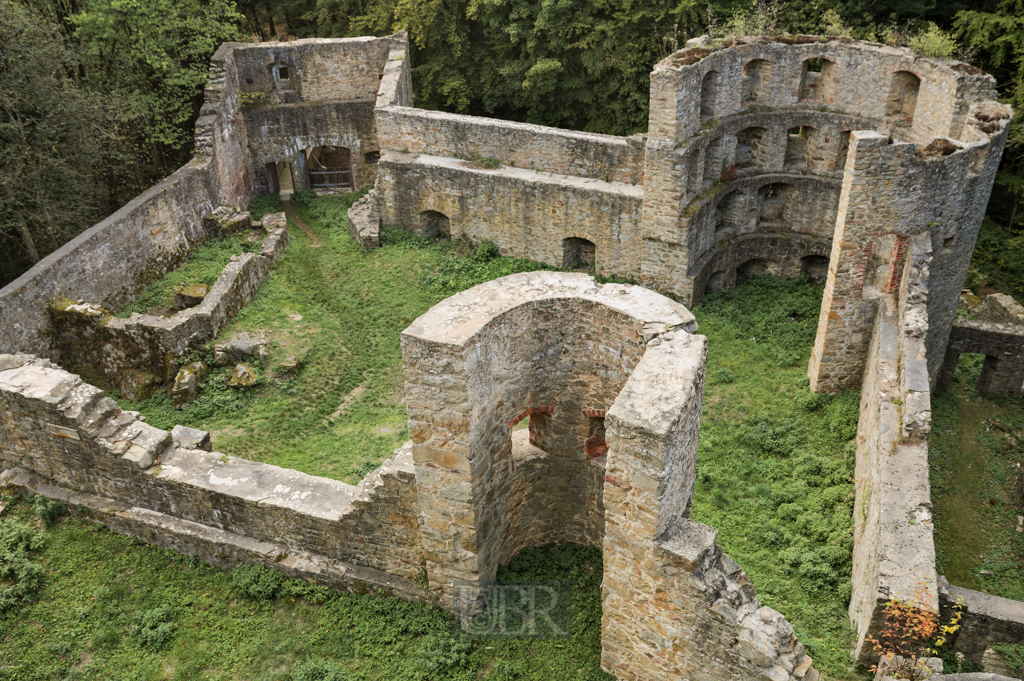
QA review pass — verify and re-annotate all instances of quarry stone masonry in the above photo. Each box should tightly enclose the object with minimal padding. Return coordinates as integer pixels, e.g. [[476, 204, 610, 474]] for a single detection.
[[1, 31, 1022, 680]]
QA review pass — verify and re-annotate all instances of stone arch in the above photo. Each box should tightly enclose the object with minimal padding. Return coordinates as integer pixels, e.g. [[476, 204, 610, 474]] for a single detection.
[[887, 71, 921, 124], [741, 59, 772, 104], [700, 71, 719, 119], [801, 254, 829, 283], [735, 127, 768, 168], [705, 270, 729, 295], [799, 57, 836, 102], [737, 258, 773, 279], [401, 271, 699, 606], [419, 210, 451, 239], [562, 236, 596, 270]]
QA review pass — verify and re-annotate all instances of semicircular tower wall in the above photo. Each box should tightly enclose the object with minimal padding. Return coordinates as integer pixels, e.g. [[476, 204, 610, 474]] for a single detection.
[[640, 36, 1011, 392]]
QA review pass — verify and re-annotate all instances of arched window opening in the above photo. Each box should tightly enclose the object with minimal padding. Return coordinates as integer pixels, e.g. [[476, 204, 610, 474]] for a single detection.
[[307, 146, 353, 190], [801, 255, 829, 283], [742, 59, 772, 104], [562, 237, 596, 270], [735, 127, 767, 168], [420, 210, 451, 239], [274, 161, 294, 195], [737, 259, 772, 279], [836, 131, 852, 171], [703, 138, 725, 185], [700, 71, 719, 120], [758, 183, 794, 226], [799, 58, 836, 101], [784, 126, 819, 169], [887, 71, 921, 125]]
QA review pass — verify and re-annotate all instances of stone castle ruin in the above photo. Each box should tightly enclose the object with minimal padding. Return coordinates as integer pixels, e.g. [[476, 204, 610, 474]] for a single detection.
[[1, 30, 1024, 679]]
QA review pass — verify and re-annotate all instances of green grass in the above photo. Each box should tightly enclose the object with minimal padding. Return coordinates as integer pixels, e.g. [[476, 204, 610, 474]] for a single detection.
[[0, 495, 610, 681], [116, 232, 262, 318], [690, 275, 859, 679], [101, 194, 860, 675], [115, 192, 548, 483], [930, 354, 1024, 601]]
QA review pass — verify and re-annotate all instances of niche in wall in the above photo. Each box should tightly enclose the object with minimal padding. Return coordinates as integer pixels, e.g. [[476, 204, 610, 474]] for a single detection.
[[742, 59, 772, 104], [886, 71, 921, 125], [700, 71, 719, 120], [799, 58, 836, 102]]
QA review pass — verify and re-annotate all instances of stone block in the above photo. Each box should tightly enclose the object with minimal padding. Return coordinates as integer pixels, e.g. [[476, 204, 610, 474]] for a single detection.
[[172, 361, 207, 409], [173, 283, 210, 310], [229, 363, 257, 388], [171, 425, 212, 451]]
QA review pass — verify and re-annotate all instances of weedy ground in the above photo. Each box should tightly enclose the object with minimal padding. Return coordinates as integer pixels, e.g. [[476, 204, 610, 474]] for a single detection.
[[4, 191, 874, 679], [930, 354, 1024, 601]]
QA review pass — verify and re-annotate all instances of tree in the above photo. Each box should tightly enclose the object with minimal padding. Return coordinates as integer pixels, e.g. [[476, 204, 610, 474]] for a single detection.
[[0, 0, 117, 269], [71, 0, 243, 178]]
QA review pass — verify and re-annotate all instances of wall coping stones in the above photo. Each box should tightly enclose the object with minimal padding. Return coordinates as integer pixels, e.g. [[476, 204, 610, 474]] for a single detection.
[[401, 270, 694, 347], [381, 151, 645, 197]]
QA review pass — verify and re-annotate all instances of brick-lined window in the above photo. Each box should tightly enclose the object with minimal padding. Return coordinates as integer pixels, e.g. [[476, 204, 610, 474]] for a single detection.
[[508, 404, 556, 452], [583, 410, 607, 460]]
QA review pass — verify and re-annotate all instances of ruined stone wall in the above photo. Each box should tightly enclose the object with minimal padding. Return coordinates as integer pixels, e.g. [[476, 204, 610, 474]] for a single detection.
[[47, 220, 288, 386], [236, 33, 409, 194], [938, 294, 1024, 397], [0, 354, 424, 586], [849, 235, 938, 664], [231, 37, 393, 105], [400, 273, 690, 600], [808, 121, 1008, 393], [376, 107, 645, 184], [377, 152, 643, 277], [942, 581, 1024, 665]]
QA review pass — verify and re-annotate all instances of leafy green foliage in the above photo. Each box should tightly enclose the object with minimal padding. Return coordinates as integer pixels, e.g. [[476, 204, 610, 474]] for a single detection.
[[116, 232, 258, 317], [232, 563, 287, 602], [132, 605, 177, 650], [930, 354, 1024, 601], [249, 192, 285, 221], [117, 193, 552, 482], [416, 634, 472, 674], [292, 658, 351, 681], [693, 276, 857, 676], [31, 495, 67, 527], [0, 517, 46, 613]]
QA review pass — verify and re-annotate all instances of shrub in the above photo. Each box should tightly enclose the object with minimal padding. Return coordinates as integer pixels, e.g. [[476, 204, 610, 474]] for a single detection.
[[31, 495, 66, 526], [824, 391, 859, 441], [132, 605, 176, 650], [474, 239, 500, 262], [417, 634, 472, 674], [796, 391, 828, 412], [0, 520, 46, 613], [232, 564, 286, 602], [289, 188, 318, 209], [291, 659, 350, 681], [248, 192, 283, 221], [711, 368, 734, 384], [351, 458, 379, 479]]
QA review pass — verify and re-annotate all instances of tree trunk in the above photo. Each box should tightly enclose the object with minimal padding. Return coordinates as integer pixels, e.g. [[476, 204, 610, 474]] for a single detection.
[[265, 0, 276, 38], [1009, 194, 1019, 232], [3, 184, 41, 263]]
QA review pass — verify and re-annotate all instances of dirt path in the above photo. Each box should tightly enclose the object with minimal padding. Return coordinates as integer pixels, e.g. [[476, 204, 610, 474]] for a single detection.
[[282, 199, 321, 245]]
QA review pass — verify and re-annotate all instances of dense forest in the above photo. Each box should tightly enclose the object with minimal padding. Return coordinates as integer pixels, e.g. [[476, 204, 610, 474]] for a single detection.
[[2, 0, 1023, 293]]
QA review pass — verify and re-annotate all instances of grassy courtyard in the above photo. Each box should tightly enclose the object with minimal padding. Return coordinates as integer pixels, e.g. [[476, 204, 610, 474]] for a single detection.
[[0, 191, 866, 679], [930, 355, 1024, 601]]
